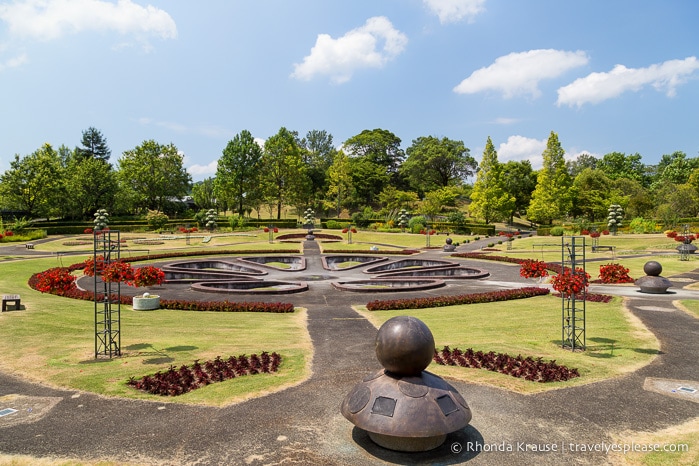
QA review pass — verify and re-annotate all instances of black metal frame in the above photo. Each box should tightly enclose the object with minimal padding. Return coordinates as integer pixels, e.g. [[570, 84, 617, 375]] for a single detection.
[[561, 236, 586, 351], [94, 230, 121, 358]]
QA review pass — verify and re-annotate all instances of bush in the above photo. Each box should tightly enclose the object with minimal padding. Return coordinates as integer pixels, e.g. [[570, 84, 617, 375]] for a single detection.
[[146, 210, 169, 230], [599, 263, 634, 283], [628, 217, 658, 234], [408, 215, 427, 234], [549, 226, 565, 236]]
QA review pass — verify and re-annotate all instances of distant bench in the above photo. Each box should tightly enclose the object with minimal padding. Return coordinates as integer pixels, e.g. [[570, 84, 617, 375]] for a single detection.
[[2, 294, 20, 311], [591, 245, 615, 253]]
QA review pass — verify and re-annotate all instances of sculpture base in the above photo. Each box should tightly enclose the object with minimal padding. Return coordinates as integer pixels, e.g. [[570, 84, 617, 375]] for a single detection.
[[368, 432, 446, 452], [133, 296, 160, 310]]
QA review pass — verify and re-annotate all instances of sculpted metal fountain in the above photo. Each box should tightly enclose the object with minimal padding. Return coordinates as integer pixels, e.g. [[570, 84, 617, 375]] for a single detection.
[[341, 316, 472, 452]]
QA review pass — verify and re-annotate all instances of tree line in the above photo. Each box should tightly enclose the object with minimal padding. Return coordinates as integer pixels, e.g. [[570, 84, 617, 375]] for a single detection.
[[1, 126, 697, 228]]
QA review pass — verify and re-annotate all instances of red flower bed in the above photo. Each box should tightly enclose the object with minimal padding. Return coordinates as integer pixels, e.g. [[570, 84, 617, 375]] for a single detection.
[[433, 346, 579, 382], [598, 263, 634, 284], [127, 352, 281, 396], [366, 287, 549, 311], [32, 267, 76, 295], [519, 259, 549, 279]]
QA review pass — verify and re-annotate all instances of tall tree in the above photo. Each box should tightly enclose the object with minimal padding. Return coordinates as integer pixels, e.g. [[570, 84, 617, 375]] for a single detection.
[[117, 140, 192, 212], [501, 160, 536, 224], [469, 137, 515, 224], [300, 130, 336, 213], [401, 136, 476, 196], [527, 131, 572, 224], [654, 151, 699, 185], [324, 150, 354, 216], [215, 130, 263, 215], [344, 128, 406, 201], [63, 154, 118, 218], [0, 144, 64, 218], [75, 127, 111, 162], [597, 152, 647, 185], [191, 178, 217, 211], [566, 152, 598, 178], [260, 127, 306, 219], [570, 168, 613, 222]]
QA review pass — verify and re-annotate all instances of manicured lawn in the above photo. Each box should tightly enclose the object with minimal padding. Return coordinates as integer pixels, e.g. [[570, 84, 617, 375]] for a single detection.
[[356, 294, 659, 394], [0, 257, 311, 407]]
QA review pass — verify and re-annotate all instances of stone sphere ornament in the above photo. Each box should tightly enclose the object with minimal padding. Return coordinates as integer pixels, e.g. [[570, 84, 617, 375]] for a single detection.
[[341, 316, 472, 452], [643, 261, 662, 276], [636, 261, 672, 294]]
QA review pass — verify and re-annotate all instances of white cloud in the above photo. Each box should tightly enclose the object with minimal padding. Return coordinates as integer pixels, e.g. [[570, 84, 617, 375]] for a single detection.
[[556, 56, 699, 107], [188, 160, 218, 179], [497, 135, 547, 169], [454, 49, 589, 98], [493, 117, 519, 125], [0, 0, 176, 42], [291, 16, 408, 84], [423, 0, 485, 24], [0, 52, 28, 71]]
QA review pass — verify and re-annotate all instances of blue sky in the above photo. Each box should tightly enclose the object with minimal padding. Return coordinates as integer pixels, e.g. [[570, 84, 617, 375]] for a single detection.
[[1, 0, 698, 182]]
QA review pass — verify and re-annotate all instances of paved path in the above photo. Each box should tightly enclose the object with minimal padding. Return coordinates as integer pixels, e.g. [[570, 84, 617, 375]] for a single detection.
[[0, 239, 697, 465]]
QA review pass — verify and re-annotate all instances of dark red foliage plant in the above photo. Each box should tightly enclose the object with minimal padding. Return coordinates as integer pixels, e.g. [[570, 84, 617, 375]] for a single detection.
[[127, 352, 282, 396], [433, 346, 580, 383], [367, 287, 549, 311], [598, 263, 634, 284]]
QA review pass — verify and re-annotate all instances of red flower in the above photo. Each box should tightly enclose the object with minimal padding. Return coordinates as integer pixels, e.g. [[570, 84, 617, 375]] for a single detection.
[[581, 229, 590, 235], [101, 261, 135, 283], [273, 227, 278, 233], [351, 228, 357, 234], [519, 259, 549, 279], [342, 228, 348, 233], [5, 231, 13, 237], [82, 256, 106, 277], [590, 232, 601, 238], [34, 267, 76, 295], [602, 230, 610, 235], [130, 265, 165, 287], [599, 263, 633, 284], [264, 227, 269, 233], [551, 267, 590, 297]]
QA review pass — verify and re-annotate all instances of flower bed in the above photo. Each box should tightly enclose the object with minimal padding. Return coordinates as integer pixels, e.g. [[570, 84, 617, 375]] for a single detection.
[[598, 263, 634, 284], [323, 249, 419, 255], [276, 233, 343, 241], [433, 346, 579, 382], [366, 287, 549, 311], [127, 352, 281, 396]]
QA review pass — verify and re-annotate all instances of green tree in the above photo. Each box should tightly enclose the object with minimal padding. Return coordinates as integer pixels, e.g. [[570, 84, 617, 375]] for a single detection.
[[0, 143, 64, 218], [75, 127, 111, 162], [300, 130, 336, 212], [191, 177, 217, 211], [344, 128, 406, 202], [469, 137, 515, 224], [117, 140, 192, 212], [566, 152, 598, 178], [401, 136, 476, 196], [324, 150, 354, 216], [612, 178, 653, 218], [654, 151, 699, 185], [597, 152, 647, 185], [527, 131, 572, 224], [501, 160, 537, 224], [215, 130, 263, 215], [63, 154, 118, 218], [260, 127, 306, 219], [570, 168, 612, 222]]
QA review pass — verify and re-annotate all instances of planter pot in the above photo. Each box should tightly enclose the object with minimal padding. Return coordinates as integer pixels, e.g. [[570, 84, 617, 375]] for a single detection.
[[133, 295, 160, 311]]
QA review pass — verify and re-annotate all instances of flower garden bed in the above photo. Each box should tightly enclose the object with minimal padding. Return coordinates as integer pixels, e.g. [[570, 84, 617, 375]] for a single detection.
[[127, 352, 282, 396], [433, 346, 579, 382]]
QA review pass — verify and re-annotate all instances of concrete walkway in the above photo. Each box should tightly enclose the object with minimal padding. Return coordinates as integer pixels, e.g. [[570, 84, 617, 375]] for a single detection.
[[0, 239, 697, 465]]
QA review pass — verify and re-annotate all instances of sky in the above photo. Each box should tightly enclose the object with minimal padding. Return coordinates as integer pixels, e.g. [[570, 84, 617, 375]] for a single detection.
[[1, 0, 698, 182]]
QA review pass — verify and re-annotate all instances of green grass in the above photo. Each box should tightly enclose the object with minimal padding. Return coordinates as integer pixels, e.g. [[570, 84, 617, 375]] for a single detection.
[[356, 294, 660, 394], [678, 300, 699, 318], [0, 257, 311, 406]]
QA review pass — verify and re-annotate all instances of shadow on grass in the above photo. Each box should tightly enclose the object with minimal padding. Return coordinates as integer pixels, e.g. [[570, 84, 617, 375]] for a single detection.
[[121, 343, 200, 364]]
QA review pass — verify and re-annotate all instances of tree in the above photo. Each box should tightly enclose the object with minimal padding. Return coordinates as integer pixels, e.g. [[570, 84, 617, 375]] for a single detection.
[[324, 150, 354, 216], [300, 130, 336, 212], [654, 151, 699, 185], [611, 178, 653, 218], [0, 143, 64, 218], [570, 168, 612, 222], [191, 178, 217, 211], [117, 140, 192, 212], [500, 160, 536, 224], [260, 127, 306, 219], [401, 136, 476, 195], [597, 152, 647, 185], [75, 127, 111, 162], [63, 154, 118, 218], [344, 128, 406, 202], [469, 137, 515, 224], [215, 130, 263, 215], [566, 152, 598, 178], [527, 131, 572, 224]]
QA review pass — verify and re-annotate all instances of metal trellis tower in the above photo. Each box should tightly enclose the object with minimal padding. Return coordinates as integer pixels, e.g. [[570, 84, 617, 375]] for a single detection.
[[561, 236, 586, 351], [94, 230, 121, 358]]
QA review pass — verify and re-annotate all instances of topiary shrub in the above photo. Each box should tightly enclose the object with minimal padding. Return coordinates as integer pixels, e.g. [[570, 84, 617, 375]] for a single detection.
[[550, 226, 565, 236]]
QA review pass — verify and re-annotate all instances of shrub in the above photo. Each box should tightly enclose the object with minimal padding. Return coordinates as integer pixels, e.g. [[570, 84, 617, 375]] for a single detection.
[[550, 226, 565, 236], [408, 215, 427, 234], [146, 210, 169, 230], [33, 267, 76, 295], [366, 287, 550, 311], [519, 259, 549, 279]]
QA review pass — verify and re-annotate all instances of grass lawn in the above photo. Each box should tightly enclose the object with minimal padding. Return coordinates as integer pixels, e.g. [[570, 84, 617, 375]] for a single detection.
[[0, 257, 311, 407], [355, 294, 659, 394]]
